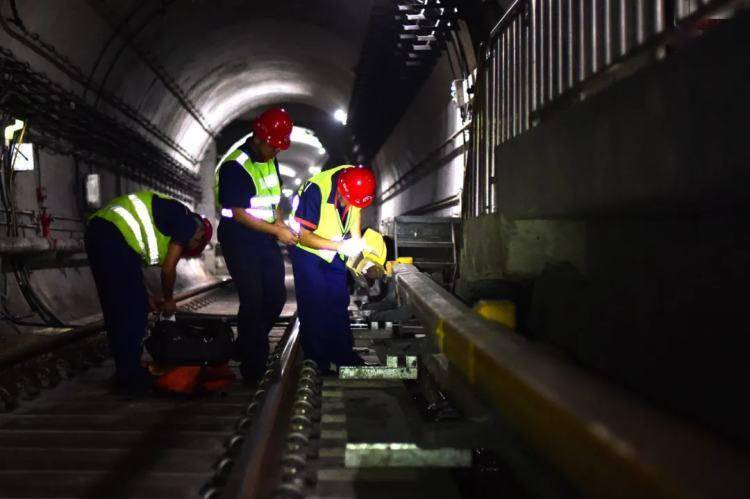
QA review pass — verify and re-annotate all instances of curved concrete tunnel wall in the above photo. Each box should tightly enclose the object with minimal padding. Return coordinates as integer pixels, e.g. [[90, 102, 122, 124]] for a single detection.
[[370, 50, 468, 223], [0, 0, 372, 332], [0, 0, 468, 343]]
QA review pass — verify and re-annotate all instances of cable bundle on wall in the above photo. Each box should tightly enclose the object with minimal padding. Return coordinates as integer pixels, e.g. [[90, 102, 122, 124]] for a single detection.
[[0, 47, 201, 203], [0, 115, 64, 327]]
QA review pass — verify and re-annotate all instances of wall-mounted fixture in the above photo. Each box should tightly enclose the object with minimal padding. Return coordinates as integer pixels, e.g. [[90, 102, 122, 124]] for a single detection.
[[85, 173, 101, 209]]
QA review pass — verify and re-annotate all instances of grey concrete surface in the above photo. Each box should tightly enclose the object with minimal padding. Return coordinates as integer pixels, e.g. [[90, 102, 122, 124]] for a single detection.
[[458, 13, 750, 443]]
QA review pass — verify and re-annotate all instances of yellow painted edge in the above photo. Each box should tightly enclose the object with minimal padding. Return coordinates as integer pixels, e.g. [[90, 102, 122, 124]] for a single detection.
[[436, 318, 681, 499]]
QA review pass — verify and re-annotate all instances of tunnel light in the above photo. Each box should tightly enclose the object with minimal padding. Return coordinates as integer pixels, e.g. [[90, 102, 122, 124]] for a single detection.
[[308, 166, 321, 175], [278, 164, 296, 178], [290, 127, 325, 150], [282, 188, 294, 198], [294, 178, 302, 186], [85, 174, 101, 208], [333, 109, 348, 125], [12, 143, 34, 171], [4, 118, 24, 145]]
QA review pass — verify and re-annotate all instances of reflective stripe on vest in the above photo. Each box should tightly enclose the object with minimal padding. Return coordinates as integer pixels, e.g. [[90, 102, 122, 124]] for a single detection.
[[292, 165, 361, 263], [213, 147, 281, 223], [109, 206, 146, 256], [90, 191, 172, 266], [128, 194, 160, 265], [220, 208, 275, 220]]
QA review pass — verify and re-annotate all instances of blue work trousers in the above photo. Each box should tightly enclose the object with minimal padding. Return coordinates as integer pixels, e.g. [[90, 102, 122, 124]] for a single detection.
[[85, 218, 151, 390], [221, 238, 286, 380], [290, 247, 358, 369]]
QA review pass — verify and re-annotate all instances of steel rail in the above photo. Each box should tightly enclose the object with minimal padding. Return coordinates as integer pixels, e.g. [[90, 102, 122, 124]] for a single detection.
[[393, 263, 750, 499], [0, 278, 232, 370], [221, 316, 302, 499]]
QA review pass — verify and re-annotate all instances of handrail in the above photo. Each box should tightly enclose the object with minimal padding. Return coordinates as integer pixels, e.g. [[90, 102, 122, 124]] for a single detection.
[[489, 0, 525, 38]]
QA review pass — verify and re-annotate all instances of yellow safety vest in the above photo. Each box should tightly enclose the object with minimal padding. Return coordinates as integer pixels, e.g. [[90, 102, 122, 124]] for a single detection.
[[293, 165, 361, 263], [90, 191, 171, 266], [213, 146, 281, 223]]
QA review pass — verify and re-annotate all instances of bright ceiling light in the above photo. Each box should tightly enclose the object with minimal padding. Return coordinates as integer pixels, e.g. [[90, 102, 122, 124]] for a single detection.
[[290, 127, 324, 150], [308, 166, 321, 175], [294, 178, 302, 186], [333, 109, 348, 125], [282, 188, 294, 197], [278, 164, 296, 178]]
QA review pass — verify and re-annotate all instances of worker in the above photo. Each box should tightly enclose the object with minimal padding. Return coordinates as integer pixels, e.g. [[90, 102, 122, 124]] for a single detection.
[[214, 107, 298, 381], [85, 191, 212, 394], [291, 165, 376, 371]]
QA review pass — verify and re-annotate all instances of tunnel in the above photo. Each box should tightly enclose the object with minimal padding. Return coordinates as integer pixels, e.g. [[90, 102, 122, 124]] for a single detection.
[[1, 0, 749, 498]]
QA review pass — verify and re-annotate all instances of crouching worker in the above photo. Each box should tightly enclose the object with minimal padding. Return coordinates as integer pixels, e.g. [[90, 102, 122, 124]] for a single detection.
[[85, 191, 212, 394], [290, 165, 376, 372]]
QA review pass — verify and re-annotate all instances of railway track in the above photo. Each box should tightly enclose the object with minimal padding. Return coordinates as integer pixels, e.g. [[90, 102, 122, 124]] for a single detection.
[[2, 265, 746, 499], [0, 277, 514, 499], [0, 281, 294, 498]]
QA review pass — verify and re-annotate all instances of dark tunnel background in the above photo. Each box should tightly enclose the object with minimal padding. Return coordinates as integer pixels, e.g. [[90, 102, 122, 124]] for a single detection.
[[1, 0, 750, 465]]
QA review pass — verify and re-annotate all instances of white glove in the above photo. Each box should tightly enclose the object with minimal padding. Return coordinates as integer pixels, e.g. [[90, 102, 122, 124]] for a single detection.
[[338, 238, 366, 257]]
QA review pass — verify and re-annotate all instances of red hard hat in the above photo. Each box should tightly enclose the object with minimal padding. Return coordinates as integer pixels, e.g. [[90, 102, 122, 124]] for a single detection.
[[182, 216, 213, 258], [338, 166, 376, 208], [253, 108, 293, 150]]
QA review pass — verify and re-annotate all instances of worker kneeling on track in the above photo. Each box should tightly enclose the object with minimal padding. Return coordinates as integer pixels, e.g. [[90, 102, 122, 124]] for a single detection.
[[214, 108, 298, 382], [85, 191, 212, 395], [291, 165, 376, 372]]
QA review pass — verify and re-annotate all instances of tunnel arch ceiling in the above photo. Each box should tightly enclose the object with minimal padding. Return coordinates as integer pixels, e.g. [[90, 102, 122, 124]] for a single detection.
[[94, 0, 374, 167], [5, 0, 374, 172]]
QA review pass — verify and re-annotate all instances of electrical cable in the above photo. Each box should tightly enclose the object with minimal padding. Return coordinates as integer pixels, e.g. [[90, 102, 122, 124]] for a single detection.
[[0, 117, 64, 327], [82, 0, 149, 101], [0, 47, 200, 202], [0, 0, 199, 166]]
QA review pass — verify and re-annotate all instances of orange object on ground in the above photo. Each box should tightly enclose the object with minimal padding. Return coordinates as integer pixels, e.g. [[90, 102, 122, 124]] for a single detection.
[[153, 364, 237, 394], [201, 364, 236, 392], [154, 366, 202, 394]]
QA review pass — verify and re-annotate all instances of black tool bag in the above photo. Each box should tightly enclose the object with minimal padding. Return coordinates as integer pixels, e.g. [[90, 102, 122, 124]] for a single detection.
[[144, 317, 234, 366]]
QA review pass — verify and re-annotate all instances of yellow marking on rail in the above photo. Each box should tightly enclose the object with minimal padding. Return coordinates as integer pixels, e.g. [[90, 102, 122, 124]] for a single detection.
[[433, 314, 680, 499]]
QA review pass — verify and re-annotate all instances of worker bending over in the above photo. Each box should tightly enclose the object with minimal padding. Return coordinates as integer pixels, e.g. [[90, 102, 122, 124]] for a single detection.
[[291, 165, 376, 371], [85, 191, 212, 394], [214, 108, 298, 381]]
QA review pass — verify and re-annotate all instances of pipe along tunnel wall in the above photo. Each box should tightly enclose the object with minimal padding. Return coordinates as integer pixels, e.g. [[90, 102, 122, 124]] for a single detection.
[[458, 13, 750, 444]]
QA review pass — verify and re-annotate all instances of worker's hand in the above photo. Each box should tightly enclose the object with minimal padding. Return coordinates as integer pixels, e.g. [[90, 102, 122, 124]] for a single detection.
[[339, 238, 366, 257], [148, 294, 163, 312], [275, 226, 299, 246], [161, 298, 178, 317]]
